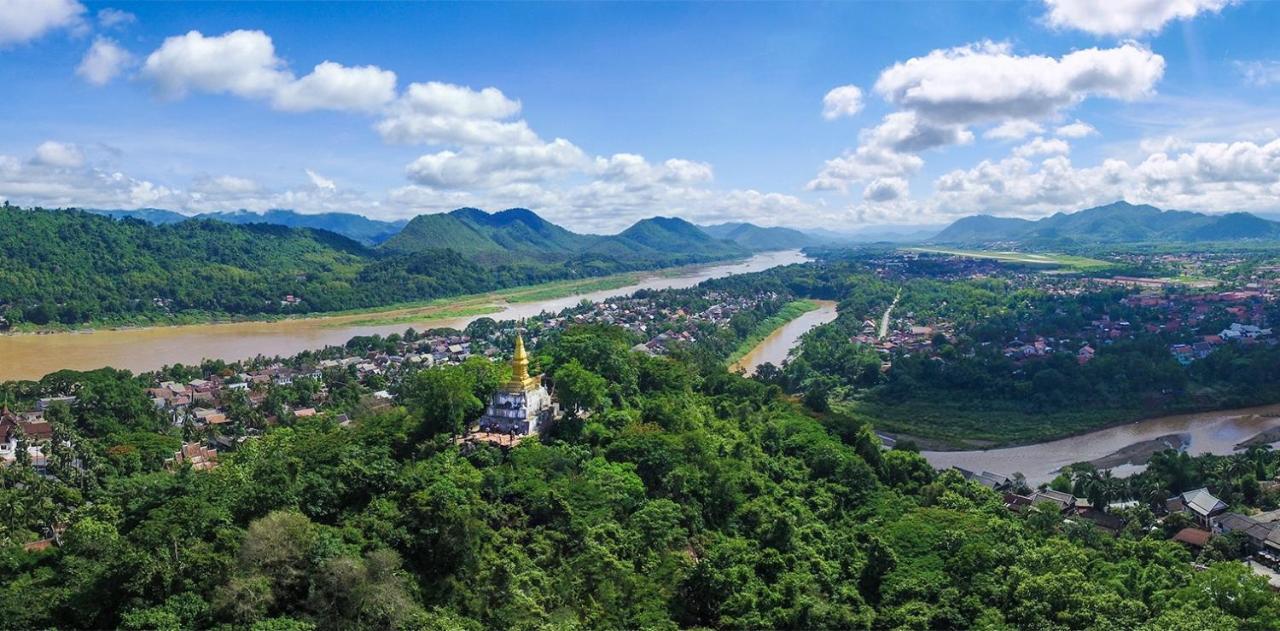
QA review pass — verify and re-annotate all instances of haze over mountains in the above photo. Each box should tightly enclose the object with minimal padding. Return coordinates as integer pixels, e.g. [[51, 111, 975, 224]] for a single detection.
[[84, 200, 1280, 255], [931, 201, 1280, 245]]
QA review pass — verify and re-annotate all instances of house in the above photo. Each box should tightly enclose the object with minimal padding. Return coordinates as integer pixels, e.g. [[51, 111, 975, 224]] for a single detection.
[[1214, 512, 1275, 552], [1031, 489, 1078, 513], [165, 442, 218, 471], [1167, 488, 1228, 528], [1172, 527, 1213, 550], [954, 467, 1010, 490]]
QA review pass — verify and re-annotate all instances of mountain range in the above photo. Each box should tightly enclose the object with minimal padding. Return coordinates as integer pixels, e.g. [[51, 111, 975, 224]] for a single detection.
[[380, 209, 746, 265], [931, 201, 1280, 245], [87, 208, 408, 245], [0, 205, 752, 327]]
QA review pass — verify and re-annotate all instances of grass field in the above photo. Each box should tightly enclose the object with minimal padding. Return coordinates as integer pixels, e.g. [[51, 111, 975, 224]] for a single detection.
[[907, 247, 1115, 272]]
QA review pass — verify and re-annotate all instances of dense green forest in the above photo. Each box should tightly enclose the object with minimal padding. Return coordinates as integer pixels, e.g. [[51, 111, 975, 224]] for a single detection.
[[2, 326, 1278, 629], [0, 206, 746, 329]]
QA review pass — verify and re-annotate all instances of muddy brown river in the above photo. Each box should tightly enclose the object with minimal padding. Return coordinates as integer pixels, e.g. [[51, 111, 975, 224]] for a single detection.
[[730, 300, 838, 376], [923, 404, 1280, 485], [0, 250, 807, 380]]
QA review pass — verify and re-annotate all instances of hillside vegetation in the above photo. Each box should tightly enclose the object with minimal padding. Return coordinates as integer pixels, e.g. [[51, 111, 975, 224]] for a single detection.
[[0, 327, 1275, 629], [0, 206, 745, 328]]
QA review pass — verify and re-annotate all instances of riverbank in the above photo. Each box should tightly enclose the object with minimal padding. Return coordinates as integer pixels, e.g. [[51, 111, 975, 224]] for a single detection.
[[0, 263, 695, 337], [728, 300, 839, 376], [727, 300, 820, 367], [0, 250, 809, 381], [921, 402, 1280, 486]]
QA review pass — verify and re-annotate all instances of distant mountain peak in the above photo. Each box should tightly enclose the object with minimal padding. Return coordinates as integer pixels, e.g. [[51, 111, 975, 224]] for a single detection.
[[931, 201, 1280, 244]]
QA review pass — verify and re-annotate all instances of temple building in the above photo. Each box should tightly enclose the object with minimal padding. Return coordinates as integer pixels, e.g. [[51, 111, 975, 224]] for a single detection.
[[476, 334, 557, 435]]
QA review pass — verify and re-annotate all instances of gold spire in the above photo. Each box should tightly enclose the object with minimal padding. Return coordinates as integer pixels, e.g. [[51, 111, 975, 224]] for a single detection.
[[504, 332, 540, 391]]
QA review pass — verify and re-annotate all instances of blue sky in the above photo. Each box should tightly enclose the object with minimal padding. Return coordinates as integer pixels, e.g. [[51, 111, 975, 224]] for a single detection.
[[2, 0, 1279, 232]]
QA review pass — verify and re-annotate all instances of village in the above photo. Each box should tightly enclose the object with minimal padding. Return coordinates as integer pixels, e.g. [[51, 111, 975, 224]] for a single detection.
[[0, 285, 788, 475]]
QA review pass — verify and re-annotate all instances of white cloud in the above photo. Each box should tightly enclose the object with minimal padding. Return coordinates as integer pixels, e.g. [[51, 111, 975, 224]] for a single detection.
[[807, 142, 924, 193], [822, 85, 864, 120], [1014, 136, 1071, 157], [375, 81, 534, 146], [305, 169, 336, 191], [863, 177, 909, 202], [812, 41, 1163, 197], [142, 30, 289, 100], [1055, 120, 1098, 138], [272, 61, 396, 113], [930, 136, 1280, 220], [1236, 60, 1280, 87], [1043, 0, 1234, 36], [985, 120, 1044, 141], [32, 141, 84, 168], [405, 138, 587, 189], [141, 30, 396, 113], [192, 175, 259, 194], [76, 37, 133, 86], [1139, 135, 1188, 154], [874, 41, 1164, 128], [95, 7, 133, 28], [594, 153, 714, 186], [0, 0, 84, 46]]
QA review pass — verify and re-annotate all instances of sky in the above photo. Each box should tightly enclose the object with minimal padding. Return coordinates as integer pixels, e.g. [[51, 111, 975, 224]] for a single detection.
[[2, 0, 1280, 233]]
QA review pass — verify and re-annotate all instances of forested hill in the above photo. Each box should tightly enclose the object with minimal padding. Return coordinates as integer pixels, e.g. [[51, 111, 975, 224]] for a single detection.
[[0, 206, 746, 328], [2, 325, 1276, 628], [700, 221, 819, 250], [88, 208, 407, 245], [381, 209, 747, 264], [932, 201, 1280, 244]]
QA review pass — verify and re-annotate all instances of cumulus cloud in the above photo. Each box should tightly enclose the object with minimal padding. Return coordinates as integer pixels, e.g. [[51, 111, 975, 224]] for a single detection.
[[32, 141, 84, 168], [375, 81, 534, 146], [1014, 136, 1071, 158], [0, 0, 84, 46], [985, 120, 1044, 141], [1043, 0, 1234, 36], [405, 139, 587, 189], [76, 37, 133, 85], [272, 61, 396, 113], [1055, 120, 1098, 138], [822, 85, 864, 120], [931, 136, 1280, 219], [863, 177, 909, 202], [811, 41, 1162, 197], [141, 30, 396, 113], [874, 41, 1164, 128]]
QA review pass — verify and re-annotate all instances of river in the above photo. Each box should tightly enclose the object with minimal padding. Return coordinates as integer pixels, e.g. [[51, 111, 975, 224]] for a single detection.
[[0, 250, 808, 381], [923, 403, 1280, 486], [730, 300, 839, 376]]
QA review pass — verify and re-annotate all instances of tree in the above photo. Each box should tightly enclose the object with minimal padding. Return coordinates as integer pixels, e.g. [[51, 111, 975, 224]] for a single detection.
[[554, 360, 608, 416]]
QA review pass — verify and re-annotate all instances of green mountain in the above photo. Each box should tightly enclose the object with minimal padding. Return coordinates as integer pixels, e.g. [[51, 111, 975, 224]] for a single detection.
[[932, 201, 1280, 244], [0, 206, 746, 328], [86, 208, 407, 245], [382, 209, 747, 265], [700, 222, 817, 250]]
